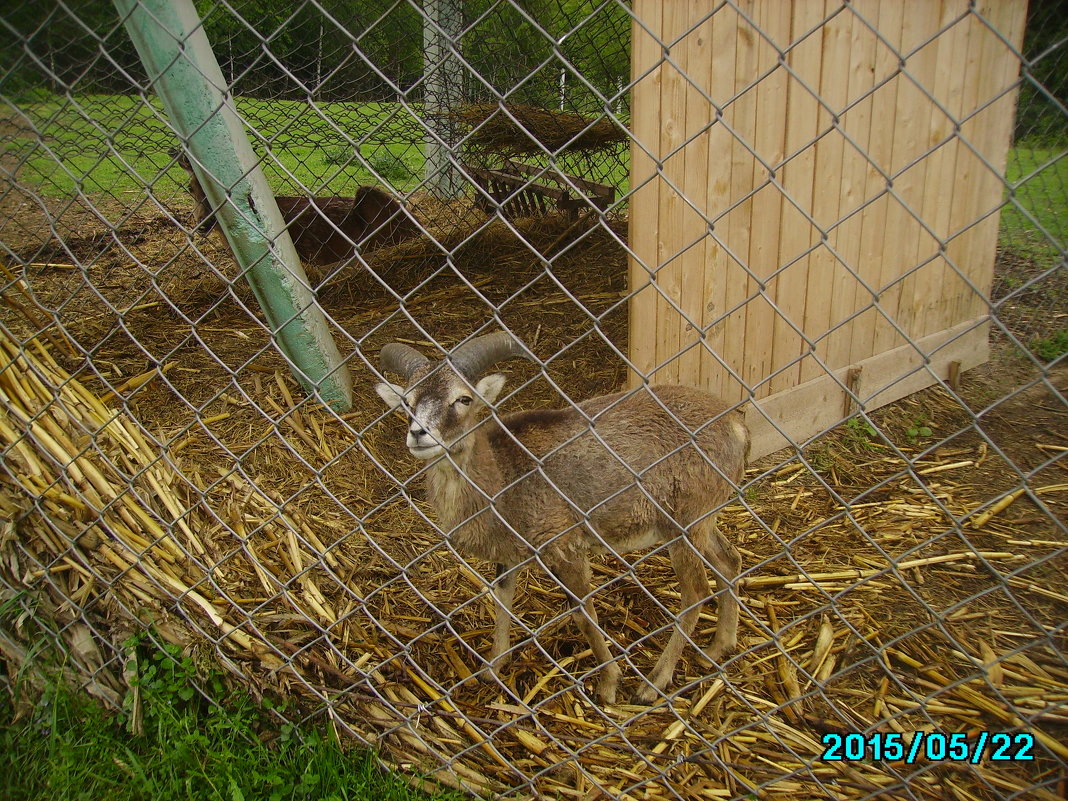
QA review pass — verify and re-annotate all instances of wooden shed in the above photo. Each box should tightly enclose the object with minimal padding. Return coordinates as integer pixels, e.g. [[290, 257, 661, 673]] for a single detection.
[[628, 0, 1028, 458]]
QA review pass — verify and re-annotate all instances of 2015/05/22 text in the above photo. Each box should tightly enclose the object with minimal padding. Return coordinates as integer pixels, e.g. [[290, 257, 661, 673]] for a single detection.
[[819, 732, 1035, 763]]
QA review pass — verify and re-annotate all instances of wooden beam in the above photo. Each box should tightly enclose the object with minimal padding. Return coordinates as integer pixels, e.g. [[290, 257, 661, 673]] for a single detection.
[[746, 318, 989, 459]]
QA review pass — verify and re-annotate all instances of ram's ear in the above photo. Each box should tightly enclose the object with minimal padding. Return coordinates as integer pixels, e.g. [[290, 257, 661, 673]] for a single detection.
[[475, 373, 507, 406], [375, 381, 406, 410]]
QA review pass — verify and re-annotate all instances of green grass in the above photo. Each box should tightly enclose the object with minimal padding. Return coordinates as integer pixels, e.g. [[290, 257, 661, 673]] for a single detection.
[[1000, 144, 1068, 266], [4, 91, 1061, 258], [2, 94, 427, 197], [0, 635, 462, 801], [1, 92, 633, 200], [1031, 329, 1068, 362]]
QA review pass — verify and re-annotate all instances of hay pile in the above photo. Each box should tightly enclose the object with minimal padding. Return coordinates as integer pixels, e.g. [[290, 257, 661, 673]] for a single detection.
[[450, 103, 627, 155], [1, 207, 1067, 800]]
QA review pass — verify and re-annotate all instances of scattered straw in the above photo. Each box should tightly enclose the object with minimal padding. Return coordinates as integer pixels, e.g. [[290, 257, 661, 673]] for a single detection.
[[1, 202, 1065, 799]]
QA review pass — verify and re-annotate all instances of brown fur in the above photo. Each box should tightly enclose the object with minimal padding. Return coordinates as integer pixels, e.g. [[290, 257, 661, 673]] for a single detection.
[[379, 359, 750, 704]]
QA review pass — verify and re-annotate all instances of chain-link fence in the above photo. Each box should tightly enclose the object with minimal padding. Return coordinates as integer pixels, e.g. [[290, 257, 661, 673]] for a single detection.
[[1, 1, 1065, 799]]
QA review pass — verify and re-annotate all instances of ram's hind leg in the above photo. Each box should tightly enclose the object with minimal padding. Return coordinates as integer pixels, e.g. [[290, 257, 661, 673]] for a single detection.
[[546, 555, 622, 704], [697, 518, 741, 663], [632, 532, 711, 704], [633, 517, 741, 704]]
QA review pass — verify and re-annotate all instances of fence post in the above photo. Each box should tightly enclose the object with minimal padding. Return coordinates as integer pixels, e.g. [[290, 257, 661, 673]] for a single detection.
[[423, 0, 464, 197], [113, 0, 352, 411]]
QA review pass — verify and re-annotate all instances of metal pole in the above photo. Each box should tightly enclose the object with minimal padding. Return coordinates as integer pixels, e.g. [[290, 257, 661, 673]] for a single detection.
[[114, 0, 352, 411], [423, 0, 464, 197]]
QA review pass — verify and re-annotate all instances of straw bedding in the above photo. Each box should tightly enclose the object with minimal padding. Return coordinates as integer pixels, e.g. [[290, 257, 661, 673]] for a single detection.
[[449, 104, 628, 155], [1, 204, 1066, 800]]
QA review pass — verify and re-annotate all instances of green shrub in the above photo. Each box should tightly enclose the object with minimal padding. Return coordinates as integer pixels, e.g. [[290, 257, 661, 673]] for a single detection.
[[1031, 329, 1068, 362], [323, 145, 358, 167], [367, 148, 412, 184]]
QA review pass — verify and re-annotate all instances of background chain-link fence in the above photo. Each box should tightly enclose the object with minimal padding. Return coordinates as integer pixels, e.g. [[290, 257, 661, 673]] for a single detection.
[[0, 1, 1065, 799]]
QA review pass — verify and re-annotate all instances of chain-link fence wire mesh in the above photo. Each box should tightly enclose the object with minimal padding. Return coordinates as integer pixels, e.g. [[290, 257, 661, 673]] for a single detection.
[[0, 0, 629, 201], [0, 1, 1065, 799], [997, 0, 1066, 352]]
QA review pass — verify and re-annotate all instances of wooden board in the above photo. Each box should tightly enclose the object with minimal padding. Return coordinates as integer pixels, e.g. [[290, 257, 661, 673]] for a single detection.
[[629, 0, 1027, 459], [628, 0, 663, 381], [747, 318, 990, 457], [768, 0, 828, 396], [743, 0, 790, 399]]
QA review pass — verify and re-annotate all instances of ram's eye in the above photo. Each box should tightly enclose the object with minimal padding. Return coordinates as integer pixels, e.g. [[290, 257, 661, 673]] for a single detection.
[[456, 395, 473, 406]]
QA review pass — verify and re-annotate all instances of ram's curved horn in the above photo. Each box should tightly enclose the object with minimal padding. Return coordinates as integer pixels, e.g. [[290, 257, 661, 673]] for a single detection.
[[380, 342, 430, 380], [450, 331, 531, 379]]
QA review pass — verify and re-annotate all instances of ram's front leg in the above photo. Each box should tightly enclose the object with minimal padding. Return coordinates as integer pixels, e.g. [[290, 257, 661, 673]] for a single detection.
[[482, 563, 518, 680]]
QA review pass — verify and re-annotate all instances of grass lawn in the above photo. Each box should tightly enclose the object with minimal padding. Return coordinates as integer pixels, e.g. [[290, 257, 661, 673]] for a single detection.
[[3, 93, 429, 198], [0, 635, 462, 801], [2, 92, 1062, 261], [1000, 144, 1068, 267]]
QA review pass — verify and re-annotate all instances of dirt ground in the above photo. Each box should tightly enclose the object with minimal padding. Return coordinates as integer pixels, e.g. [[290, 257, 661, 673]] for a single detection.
[[2, 183, 1066, 799]]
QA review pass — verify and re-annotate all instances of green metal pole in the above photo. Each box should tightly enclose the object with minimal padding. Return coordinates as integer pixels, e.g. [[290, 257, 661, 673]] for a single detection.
[[114, 0, 352, 411]]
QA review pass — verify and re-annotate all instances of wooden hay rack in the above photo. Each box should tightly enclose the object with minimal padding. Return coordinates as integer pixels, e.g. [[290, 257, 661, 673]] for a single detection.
[[467, 160, 614, 220]]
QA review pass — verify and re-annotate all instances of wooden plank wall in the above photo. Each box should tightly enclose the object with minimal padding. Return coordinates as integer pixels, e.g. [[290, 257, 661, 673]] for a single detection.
[[628, 0, 1027, 458]]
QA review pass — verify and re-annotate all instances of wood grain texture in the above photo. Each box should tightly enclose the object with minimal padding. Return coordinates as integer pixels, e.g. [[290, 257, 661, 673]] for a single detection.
[[629, 0, 1025, 458]]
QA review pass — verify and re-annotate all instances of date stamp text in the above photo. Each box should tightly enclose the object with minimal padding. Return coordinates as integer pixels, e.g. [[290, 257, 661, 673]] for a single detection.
[[819, 732, 1035, 764]]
